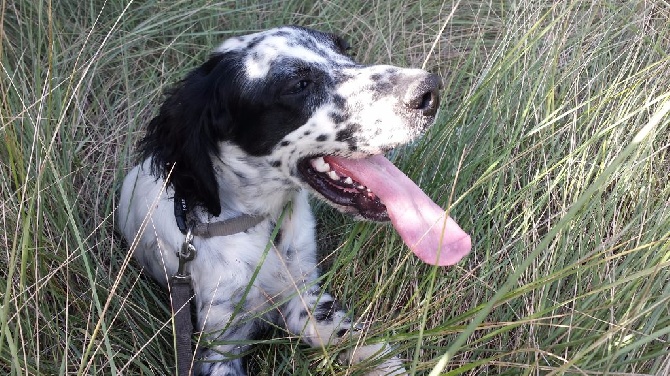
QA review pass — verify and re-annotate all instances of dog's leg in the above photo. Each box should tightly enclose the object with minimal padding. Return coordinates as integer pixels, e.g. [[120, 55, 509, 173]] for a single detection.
[[196, 349, 246, 376], [283, 286, 407, 376], [192, 296, 259, 376], [193, 324, 251, 376]]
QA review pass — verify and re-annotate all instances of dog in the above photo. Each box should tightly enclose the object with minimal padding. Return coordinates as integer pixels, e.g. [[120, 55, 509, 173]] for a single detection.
[[117, 25, 471, 375]]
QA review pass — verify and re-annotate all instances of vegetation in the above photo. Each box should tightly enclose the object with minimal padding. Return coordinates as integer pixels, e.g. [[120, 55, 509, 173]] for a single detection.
[[1, 0, 668, 374]]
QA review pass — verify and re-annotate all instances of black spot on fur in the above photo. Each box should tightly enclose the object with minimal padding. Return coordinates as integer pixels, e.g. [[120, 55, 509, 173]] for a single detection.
[[285, 247, 295, 258], [336, 123, 361, 148], [329, 111, 349, 124], [332, 94, 347, 109], [246, 36, 262, 49], [373, 80, 393, 93], [316, 134, 328, 142], [279, 140, 290, 147], [273, 29, 292, 38], [314, 300, 341, 322], [336, 129, 352, 142], [333, 71, 355, 84], [271, 160, 281, 167], [273, 228, 282, 245]]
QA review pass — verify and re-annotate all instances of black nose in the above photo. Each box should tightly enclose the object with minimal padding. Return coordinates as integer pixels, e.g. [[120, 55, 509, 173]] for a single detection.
[[403, 73, 442, 116]]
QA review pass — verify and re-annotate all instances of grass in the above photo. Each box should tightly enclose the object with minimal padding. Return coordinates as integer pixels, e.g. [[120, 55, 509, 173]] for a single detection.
[[1, 0, 669, 374]]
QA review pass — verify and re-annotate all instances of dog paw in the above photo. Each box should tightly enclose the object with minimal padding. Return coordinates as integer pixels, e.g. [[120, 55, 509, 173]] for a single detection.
[[339, 343, 407, 376], [194, 358, 246, 376], [364, 356, 408, 376]]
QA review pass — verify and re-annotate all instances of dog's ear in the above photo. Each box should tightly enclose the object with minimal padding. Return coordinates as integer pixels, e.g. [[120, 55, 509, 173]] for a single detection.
[[139, 53, 234, 216], [330, 33, 351, 54]]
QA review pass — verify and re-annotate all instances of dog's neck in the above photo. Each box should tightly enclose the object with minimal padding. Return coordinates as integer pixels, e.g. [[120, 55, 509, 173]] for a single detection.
[[209, 143, 298, 219]]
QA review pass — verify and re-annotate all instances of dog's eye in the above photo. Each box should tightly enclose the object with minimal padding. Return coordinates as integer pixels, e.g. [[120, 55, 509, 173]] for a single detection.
[[284, 79, 312, 95]]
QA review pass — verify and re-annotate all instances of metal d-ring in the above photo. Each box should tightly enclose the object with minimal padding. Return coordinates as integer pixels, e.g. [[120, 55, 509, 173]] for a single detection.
[[175, 228, 196, 279]]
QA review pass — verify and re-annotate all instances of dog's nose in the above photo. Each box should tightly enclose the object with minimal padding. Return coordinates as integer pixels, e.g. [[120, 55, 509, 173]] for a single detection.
[[403, 73, 442, 117]]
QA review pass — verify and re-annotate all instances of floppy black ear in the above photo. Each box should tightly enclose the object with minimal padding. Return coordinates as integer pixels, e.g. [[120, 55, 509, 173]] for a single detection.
[[139, 53, 234, 216]]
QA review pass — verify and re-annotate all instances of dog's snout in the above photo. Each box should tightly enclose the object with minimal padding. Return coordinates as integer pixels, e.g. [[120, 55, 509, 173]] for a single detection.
[[403, 74, 442, 117]]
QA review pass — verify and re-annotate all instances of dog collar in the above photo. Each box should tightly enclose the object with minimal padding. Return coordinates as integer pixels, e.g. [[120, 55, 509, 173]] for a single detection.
[[173, 194, 265, 237]]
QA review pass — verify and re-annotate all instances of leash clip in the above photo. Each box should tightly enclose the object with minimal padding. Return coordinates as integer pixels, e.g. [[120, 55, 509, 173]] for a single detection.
[[175, 228, 196, 280], [171, 228, 196, 376]]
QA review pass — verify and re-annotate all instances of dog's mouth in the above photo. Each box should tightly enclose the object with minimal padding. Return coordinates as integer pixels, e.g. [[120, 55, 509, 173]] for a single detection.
[[297, 154, 472, 266], [297, 156, 389, 221]]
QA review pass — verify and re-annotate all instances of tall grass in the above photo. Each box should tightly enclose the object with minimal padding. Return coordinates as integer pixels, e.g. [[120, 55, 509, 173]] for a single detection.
[[1, 0, 669, 375]]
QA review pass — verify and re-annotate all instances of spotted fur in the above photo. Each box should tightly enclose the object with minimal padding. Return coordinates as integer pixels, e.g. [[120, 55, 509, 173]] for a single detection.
[[118, 25, 441, 375]]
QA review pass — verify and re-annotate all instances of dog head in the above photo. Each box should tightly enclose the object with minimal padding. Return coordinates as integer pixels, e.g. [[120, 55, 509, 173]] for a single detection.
[[140, 25, 441, 219]]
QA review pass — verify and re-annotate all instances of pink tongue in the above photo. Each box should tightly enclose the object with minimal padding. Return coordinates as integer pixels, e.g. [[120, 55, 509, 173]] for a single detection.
[[324, 155, 471, 266]]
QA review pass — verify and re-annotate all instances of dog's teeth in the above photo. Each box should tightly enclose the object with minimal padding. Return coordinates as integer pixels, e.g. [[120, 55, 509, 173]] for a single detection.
[[318, 163, 331, 173], [328, 171, 339, 180], [312, 157, 331, 173], [343, 177, 353, 185], [357, 185, 365, 190]]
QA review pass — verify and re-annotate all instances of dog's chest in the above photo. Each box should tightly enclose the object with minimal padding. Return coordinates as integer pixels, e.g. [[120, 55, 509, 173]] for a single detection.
[[188, 191, 318, 307]]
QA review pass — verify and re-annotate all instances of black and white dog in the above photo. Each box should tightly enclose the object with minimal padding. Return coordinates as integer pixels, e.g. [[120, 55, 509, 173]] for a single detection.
[[118, 26, 471, 375]]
